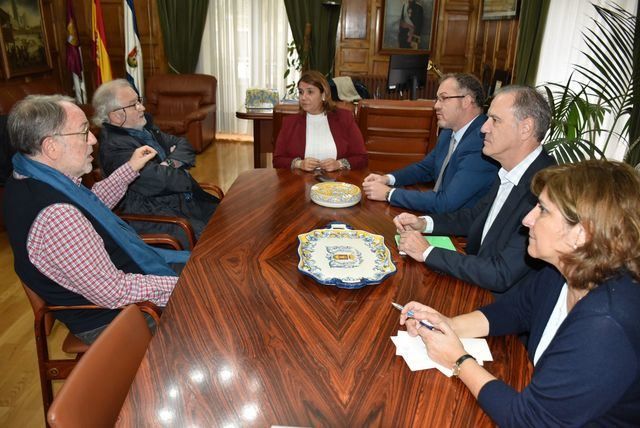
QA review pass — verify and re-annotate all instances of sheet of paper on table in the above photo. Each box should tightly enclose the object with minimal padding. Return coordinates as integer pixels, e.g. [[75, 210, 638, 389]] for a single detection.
[[391, 331, 493, 377]]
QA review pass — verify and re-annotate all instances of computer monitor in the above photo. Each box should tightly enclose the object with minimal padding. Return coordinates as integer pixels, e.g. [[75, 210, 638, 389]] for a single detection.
[[387, 54, 429, 100]]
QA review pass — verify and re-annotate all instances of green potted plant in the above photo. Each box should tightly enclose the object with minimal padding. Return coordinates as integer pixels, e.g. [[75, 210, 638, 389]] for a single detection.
[[540, 3, 637, 165]]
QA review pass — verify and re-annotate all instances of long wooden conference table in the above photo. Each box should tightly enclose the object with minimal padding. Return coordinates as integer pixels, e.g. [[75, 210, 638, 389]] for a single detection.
[[118, 169, 532, 427]]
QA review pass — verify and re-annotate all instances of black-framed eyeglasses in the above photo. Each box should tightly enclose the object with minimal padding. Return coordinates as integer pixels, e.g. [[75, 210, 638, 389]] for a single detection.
[[113, 96, 144, 112], [52, 129, 91, 142], [435, 94, 467, 103]]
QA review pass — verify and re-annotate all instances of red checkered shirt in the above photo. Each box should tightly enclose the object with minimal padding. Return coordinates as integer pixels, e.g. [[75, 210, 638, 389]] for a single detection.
[[23, 163, 177, 308]]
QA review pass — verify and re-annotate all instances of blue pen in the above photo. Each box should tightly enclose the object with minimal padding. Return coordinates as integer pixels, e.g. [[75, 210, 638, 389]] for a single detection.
[[391, 302, 440, 332]]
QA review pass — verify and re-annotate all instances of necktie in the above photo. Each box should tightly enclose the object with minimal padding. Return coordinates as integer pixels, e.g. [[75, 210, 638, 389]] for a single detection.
[[433, 136, 456, 192]]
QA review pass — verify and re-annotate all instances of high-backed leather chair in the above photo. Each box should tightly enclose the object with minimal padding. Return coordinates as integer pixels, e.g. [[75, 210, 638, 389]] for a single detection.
[[357, 99, 439, 172], [47, 305, 152, 428], [20, 281, 161, 421], [145, 73, 217, 153]]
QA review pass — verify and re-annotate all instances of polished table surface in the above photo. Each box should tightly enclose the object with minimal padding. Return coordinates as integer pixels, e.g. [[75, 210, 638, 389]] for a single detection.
[[118, 169, 531, 427]]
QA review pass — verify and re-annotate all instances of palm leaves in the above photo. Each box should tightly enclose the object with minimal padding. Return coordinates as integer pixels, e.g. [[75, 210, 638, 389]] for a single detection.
[[540, 2, 636, 164]]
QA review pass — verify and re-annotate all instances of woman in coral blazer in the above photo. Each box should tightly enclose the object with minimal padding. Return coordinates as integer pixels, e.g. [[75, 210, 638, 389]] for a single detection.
[[273, 70, 367, 171]]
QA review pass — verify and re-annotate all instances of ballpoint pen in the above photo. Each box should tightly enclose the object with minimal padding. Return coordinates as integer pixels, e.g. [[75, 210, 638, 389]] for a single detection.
[[391, 302, 441, 332]]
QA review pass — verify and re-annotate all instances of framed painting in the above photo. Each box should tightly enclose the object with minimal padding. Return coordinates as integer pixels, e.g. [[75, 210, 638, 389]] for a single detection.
[[0, 0, 52, 78], [482, 0, 519, 20], [379, 0, 437, 54]]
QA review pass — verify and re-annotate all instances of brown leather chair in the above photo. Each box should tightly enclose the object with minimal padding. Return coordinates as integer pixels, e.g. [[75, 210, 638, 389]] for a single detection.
[[357, 99, 439, 172], [47, 305, 152, 428], [145, 73, 217, 153], [20, 282, 161, 421]]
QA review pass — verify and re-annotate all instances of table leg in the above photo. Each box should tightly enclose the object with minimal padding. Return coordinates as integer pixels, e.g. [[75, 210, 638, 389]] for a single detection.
[[252, 120, 273, 168]]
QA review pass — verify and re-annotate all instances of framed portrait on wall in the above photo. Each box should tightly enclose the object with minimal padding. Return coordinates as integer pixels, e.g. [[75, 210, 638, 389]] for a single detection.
[[482, 0, 519, 20], [379, 0, 437, 54], [0, 0, 52, 78]]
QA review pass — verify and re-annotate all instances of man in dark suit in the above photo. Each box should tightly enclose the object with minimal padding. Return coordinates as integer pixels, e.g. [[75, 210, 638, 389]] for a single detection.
[[363, 73, 498, 214], [395, 85, 556, 296]]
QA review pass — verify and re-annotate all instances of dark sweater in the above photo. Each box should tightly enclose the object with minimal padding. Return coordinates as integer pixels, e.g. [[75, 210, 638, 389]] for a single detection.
[[4, 177, 145, 334], [478, 266, 640, 426]]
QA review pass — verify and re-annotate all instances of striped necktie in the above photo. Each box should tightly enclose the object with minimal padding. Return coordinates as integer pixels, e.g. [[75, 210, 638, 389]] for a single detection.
[[433, 135, 456, 192]]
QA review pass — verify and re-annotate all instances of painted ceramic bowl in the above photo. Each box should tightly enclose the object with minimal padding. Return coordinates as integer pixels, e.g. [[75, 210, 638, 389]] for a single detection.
[[310, 182, 361, 208], [297, 223, 396, 289]]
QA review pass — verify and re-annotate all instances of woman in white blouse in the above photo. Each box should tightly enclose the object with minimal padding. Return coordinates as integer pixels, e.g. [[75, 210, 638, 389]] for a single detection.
[[398, 160, 640, 426], [273, 70, 367, 171]]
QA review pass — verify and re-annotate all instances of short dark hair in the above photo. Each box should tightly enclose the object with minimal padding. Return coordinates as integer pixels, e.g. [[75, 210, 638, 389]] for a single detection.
[[440, 73, 485, 108], [7, 94, 74, 155]]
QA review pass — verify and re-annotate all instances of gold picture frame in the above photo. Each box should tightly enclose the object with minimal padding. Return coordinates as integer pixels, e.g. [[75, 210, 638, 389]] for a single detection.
[[482, 0, 519, 20], [379, 0, 437, 54], [0, 0, 52, 79]]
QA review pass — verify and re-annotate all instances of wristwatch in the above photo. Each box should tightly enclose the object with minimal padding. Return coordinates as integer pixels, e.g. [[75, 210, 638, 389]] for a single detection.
[[452, 354, 476, 377]]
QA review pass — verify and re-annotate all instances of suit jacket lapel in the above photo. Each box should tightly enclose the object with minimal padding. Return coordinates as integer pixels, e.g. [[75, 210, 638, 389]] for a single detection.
[[475, 151, 548, 254]]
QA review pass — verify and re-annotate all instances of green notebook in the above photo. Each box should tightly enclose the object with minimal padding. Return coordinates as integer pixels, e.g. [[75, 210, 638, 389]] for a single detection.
[[394, 234, 456, 251]]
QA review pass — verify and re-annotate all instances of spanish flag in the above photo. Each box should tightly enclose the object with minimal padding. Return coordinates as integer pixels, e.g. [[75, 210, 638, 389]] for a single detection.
[[92, 0, 112, 84]]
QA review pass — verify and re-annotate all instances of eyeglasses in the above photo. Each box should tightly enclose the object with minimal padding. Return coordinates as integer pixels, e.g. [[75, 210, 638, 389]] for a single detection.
[[435, 94, 467, 103], [113, 96, 144, 112], [52, 129, 91, 142]]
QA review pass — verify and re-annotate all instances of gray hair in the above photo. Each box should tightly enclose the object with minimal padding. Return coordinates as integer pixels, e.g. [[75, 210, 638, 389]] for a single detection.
[[92, 79, 133, 126], [495, 85, 551, 142], [8, 94, 75, 155], [440, 73, 485, 108]]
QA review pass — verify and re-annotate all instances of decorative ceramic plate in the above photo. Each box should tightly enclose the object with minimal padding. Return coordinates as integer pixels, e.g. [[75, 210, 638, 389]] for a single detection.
[[297, 223, 396, 289], [310, 182, 361, 208]]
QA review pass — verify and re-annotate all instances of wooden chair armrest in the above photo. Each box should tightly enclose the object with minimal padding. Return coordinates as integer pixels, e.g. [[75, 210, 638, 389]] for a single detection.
[[135, 301, 163, 324], [118, 212, 196, 250], [141, 233, 184, 250], [198, 182, 224, 199], [184, 104, 215, 122]]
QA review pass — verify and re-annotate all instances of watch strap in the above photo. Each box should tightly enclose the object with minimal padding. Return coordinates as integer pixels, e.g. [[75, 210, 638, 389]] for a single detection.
[[452, 353, 476, 377]]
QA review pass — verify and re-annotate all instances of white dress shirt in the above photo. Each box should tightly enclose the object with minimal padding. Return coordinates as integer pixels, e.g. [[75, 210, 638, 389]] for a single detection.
[[533, 283, 568, 365], [420, 145, 543, 261]]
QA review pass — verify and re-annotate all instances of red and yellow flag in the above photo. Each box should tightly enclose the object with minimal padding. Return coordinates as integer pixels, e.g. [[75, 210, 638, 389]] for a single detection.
[[91, 0, 112, 85]]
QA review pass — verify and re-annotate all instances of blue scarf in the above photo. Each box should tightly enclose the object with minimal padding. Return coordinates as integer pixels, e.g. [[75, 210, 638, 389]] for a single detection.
[[12, 153, 188, 275], [125, 128, 167, 161]]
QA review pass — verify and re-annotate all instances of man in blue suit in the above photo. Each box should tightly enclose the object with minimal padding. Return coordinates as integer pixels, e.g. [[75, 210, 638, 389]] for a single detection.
[[362, 73, 498, 214], [395, 85, 556, 296]]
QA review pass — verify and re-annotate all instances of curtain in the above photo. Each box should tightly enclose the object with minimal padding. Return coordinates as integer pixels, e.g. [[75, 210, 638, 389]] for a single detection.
[[536, 0, 638, 160], [196, 0, 294, 133], [157, 0, 209, 73], [283, 0, 342, 77], [628, 2, 640, 167], [513, 0, 550, 85]]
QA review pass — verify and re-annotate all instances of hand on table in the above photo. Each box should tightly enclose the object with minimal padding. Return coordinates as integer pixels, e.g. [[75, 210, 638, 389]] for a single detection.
[[398, 231, 430, 261], [362, 175, 391, 201], [298, 157, 320, 172], [393, 213, 427, 232], [399, 301, 465, 368], [319, 158, 343, 172]]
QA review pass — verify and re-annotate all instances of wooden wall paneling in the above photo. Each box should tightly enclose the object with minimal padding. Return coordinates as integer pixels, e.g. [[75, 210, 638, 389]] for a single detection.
[[343, 0, 369, 39], [333, 0, 520, 91], [335, 0, 371, 76], [434, 0, 477, 74]]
